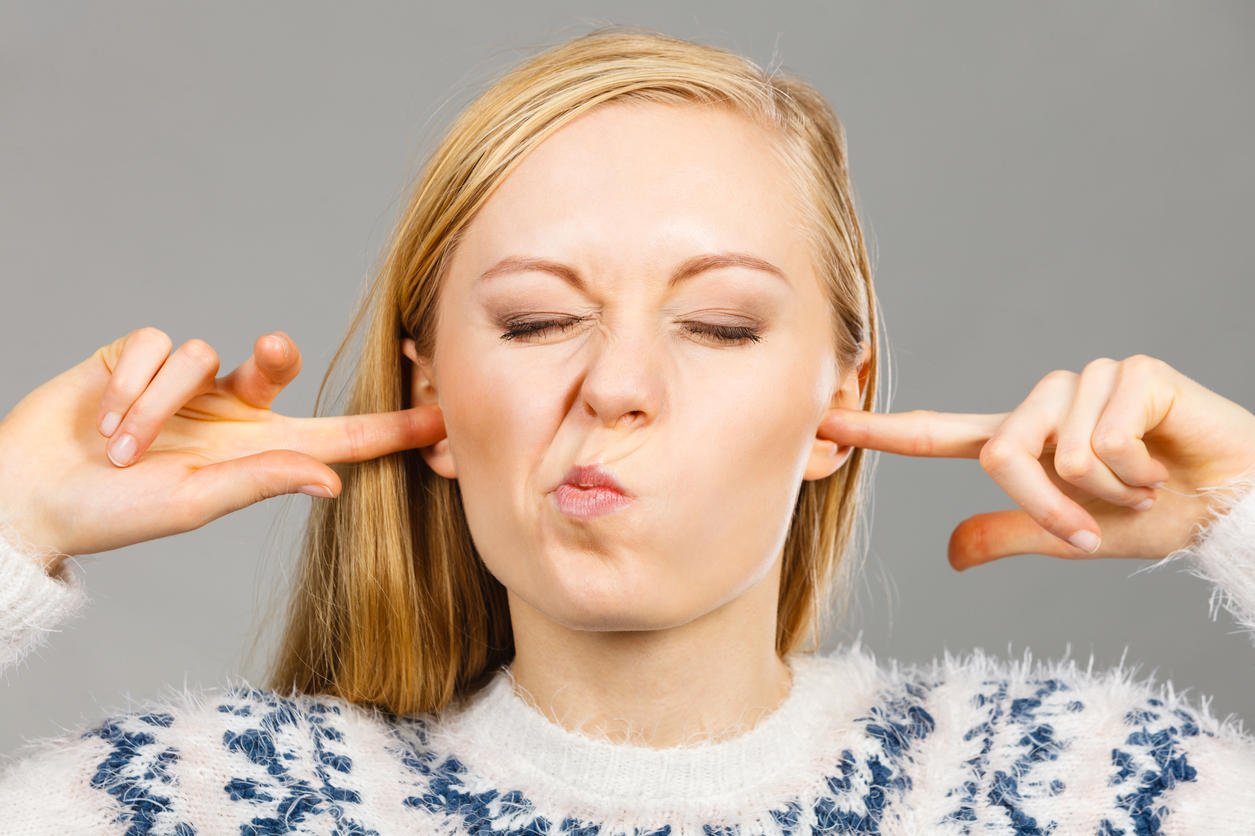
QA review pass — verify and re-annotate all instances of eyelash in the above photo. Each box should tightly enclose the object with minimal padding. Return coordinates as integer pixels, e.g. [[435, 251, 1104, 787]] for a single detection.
[[499, 317, 762, 345]]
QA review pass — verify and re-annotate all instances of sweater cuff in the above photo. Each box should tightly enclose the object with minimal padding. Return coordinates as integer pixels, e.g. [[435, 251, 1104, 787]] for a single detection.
[[0, 516, 88, 673], [1138, 468, 1255, 646]]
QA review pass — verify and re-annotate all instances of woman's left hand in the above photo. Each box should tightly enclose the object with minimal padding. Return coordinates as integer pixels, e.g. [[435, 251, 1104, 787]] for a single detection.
[[822, 354, 1255, 570]]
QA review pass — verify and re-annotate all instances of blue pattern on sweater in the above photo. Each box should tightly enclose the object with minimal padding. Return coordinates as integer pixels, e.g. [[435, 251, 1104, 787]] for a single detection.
[[989, 676, 1069, 834], [1097, 696, 1207, 836], [81, 712, 196, 835], [73, 674, 1213, 834], [217, 686, 377, 835], [942, 675, 1077, 834]]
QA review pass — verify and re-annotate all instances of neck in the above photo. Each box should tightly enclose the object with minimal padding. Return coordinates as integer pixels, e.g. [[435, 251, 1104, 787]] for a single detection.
[[503, 557, 792, 748]]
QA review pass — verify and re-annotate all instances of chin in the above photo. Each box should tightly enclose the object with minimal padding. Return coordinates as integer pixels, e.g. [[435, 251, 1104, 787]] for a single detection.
[[546, 602, 697, 633], [538, 580, 699, 633]]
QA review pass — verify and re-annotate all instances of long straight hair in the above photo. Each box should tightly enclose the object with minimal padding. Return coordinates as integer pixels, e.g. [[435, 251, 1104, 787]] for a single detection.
[[264, 25, 889, 717]]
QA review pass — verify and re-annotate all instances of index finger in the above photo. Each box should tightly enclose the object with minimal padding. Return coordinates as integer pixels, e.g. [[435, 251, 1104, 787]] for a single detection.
[[292, 405, 446, 464], [820, 407, 1007, 458]]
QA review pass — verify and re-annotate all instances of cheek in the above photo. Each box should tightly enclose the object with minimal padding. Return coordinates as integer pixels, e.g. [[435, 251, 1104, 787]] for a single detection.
[[446, 344, 550, 444], [435, 343, 558, 516], [710, 356, 823, 508], [692, 344, 824, 471], [660, 361, 819, 572]]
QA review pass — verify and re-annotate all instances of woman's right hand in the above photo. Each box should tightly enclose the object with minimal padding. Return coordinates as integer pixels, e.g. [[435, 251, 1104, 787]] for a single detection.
[[0, 327, 443, 567]]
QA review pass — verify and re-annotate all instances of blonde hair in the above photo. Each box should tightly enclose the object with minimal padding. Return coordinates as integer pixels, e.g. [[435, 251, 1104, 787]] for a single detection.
[[264, 24, 887, 718]]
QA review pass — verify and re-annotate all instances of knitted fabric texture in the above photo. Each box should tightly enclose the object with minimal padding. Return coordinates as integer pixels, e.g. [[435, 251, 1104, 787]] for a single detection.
[[3, 479, 1255, 834]]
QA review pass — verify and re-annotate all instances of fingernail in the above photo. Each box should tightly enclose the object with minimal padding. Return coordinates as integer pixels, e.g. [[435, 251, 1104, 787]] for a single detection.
[[1134, 497, 1155, 511], [99, 411, 121, 437], [298, 484, 333, 498], [108, 433, 136, 466], [1068, 530, 1101, 553], [1151, 481, 1167, 489]]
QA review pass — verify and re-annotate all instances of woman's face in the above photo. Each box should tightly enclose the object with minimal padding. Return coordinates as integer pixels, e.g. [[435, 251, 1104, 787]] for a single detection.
[[402, 101, 864, 634]]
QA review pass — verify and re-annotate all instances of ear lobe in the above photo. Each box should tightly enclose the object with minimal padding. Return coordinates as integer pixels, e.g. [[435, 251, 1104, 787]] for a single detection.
[[802, 437, 845, 481], [400, 337, 456, 480], [422, 438, 456, 480]]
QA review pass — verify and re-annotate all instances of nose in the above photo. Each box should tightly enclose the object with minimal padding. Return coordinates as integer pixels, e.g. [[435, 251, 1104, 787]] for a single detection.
[[574, 323, 662, 431]]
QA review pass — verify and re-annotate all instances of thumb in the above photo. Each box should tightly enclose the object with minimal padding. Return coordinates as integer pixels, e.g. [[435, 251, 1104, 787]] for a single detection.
[[948, 509, 1096, 571], [179, 449, 342, 528]]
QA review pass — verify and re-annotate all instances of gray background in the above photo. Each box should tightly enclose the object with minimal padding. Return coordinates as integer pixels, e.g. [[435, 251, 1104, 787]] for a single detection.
[[2, 1, 1252, 755]]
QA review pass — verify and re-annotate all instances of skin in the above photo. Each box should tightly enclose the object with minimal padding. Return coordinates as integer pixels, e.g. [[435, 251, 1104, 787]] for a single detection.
[[400, 100, 868, 747]]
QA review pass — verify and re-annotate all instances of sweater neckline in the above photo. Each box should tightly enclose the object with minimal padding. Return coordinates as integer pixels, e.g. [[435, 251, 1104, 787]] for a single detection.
[[430, 650, 867, 807]]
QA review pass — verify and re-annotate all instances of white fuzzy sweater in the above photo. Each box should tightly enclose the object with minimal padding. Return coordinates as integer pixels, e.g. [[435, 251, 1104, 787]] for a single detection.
[[3, 486, 1255, 835]]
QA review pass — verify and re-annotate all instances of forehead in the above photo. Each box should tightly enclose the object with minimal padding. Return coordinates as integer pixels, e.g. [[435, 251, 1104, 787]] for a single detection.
[[460, 101, 809, 262]]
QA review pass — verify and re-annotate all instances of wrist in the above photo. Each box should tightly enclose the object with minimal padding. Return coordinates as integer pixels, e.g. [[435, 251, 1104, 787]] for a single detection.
[[0, 512, 70, 578]]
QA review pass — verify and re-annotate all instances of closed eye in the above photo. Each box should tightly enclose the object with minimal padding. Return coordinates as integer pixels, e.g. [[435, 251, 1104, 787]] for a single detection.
[[499, 317, 762, 345]]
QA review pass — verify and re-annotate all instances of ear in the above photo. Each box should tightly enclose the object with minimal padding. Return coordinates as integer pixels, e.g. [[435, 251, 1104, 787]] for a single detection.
[[803, 341, 871, 481], [401, 337, 456, 479]]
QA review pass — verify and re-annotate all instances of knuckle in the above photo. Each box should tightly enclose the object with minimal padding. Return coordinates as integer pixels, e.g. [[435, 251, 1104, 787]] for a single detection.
[[175, 494, 214, 532], [1081, 357, 1117, 376], [345, 417, 367, 460], [911, 410, 939, 456], [1041, 369, 1075, 387], [913, 434, 936, 458], [1037, 505, 1070, 534], [1054, 449, 1092, 480], [135, 326, 173, 353], [979, 438, 1016, 473], [181, 338, 220, 372], [1092, 430, 1132, 457], [1122, 353, 1162, 375]]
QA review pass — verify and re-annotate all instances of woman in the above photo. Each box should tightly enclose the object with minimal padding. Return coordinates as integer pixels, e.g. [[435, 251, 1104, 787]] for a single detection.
[[2, 25, 1253, 834]]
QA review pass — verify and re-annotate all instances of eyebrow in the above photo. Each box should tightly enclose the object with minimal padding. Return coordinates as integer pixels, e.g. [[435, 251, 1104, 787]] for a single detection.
[[477, 251, 790, 292]]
